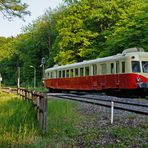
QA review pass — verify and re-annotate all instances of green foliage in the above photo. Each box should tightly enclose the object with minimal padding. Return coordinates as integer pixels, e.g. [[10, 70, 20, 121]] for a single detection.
[[0, 37, 15, 60], [0, 92, 147, 147], [0, 92, 39, 147], [0, 16, 51, 86], [53, 1, 100, 64], [0, 37, 18, 85], [0, 92, 83, 147], [47, 100, 79, 139], [110, 126, 148, 146], [104, 0, 148, 55], [53, 0, 148, 64], [0, 0, 147, 86], [0, 0, 30, 20]]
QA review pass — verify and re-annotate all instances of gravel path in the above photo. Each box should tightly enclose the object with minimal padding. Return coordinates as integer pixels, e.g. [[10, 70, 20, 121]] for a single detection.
[[47, 96, 148, 147], [72, 101, 148, 147]]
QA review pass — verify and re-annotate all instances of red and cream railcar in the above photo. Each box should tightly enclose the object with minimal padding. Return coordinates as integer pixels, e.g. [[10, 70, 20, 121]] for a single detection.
[[44, 48, 148, 97]]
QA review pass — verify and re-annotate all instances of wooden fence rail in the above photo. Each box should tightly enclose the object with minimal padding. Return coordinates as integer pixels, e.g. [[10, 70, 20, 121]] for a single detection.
[[1, 87, 17, 94], [17, 88, 47, 132]]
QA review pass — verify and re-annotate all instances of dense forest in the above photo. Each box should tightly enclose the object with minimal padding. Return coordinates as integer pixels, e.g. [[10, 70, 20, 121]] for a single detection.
[[0, 0, 147, 86]]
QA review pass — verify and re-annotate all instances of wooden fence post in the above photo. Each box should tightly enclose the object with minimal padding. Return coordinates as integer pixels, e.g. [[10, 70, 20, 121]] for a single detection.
[[25, 90, 27, 100], [36, 93, 47, 132], [42, 93, 47, 132], [17, 88, 47, 133], [37, 94, 40, 121], [23, 90, 25, 100], [38, 95, 42, 124]]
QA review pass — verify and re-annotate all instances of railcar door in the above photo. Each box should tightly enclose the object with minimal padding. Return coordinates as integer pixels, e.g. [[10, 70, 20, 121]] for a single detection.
[[108, 62, 116, 89], [55, 70, 58, 89], [92, 64, 97, 90], [100, 63, 107, 90], [116, 61, 120, 88]]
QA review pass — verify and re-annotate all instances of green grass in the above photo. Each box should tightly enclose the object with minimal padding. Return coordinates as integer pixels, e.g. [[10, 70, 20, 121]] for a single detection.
[[0, 91, 40, 147], [46, 99, 80, 146], [109, 126, 148, 147], [0, 92, 81, 147], [23, 87, 49, 93], [1, 91, 147, 147]]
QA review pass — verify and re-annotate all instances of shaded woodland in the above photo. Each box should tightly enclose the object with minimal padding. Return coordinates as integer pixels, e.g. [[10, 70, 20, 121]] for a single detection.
[[0, 0, 147, 86]]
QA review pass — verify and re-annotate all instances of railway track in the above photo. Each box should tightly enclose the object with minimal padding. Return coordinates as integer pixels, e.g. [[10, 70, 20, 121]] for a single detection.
[[47, 93, 148, 115]]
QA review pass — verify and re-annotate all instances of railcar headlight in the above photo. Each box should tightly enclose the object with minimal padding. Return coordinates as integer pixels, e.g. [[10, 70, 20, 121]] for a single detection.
[[136, 77, 141, 82]]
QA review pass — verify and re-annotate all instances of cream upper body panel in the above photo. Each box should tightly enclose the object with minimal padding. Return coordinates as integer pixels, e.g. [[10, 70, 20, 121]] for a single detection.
[[45, 48, 148, 79]]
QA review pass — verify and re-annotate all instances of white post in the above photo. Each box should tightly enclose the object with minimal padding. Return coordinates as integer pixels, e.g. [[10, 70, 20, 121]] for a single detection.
[[0, 73, 2, 88], [111, 101, 114, 124], [17, 67, 20, 88], [30, 66, 36, 91]]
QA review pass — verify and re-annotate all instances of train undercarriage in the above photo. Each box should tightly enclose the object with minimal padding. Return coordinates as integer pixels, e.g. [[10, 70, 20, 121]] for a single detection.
[[105, 88, 148, 98]]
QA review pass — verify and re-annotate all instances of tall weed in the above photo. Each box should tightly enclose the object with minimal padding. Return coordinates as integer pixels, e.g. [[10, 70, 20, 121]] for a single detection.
[[0, 92, 39, 147]]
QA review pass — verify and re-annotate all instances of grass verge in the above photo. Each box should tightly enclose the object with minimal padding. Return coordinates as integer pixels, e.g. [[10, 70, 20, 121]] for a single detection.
[[1, 92, 147, 147], [0, 91, 39, 147], [0, 92, 81, 147], [46, 100, 80, 145]]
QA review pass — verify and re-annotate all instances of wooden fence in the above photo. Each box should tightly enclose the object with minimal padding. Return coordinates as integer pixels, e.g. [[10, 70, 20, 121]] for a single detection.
[[1, 87, 17, 94], [17, 88, 47, 132]]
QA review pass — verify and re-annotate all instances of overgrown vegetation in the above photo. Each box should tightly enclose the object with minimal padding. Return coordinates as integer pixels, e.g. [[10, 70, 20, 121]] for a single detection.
[[0, 0, 147, 86], [0, 92, 80, 147], [67, 104, 148, 147], [45, 100, 80, 147], [0, 92, 39, 147], [0, 0, 30, 20], [0, 92, 147, 147]]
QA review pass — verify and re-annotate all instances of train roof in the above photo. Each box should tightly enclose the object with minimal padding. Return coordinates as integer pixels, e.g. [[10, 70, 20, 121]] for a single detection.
[[45, 48, 147, 72]]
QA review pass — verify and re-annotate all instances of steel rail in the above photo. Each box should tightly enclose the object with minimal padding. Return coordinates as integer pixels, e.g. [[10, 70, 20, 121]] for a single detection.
[[47, 93, 148, 115], [65, 94, 148, 108]]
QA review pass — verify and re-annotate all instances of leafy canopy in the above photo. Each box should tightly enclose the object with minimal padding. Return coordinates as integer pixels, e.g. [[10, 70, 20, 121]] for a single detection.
[[0, 0, 147, 86], [0, 0, 30, 20]]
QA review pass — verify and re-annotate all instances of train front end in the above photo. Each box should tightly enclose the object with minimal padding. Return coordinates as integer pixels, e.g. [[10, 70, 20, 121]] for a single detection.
[[137, 60, 148, 94], [131, 52, 148, 97]]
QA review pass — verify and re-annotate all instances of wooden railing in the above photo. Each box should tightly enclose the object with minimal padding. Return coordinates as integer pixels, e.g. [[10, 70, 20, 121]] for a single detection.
[[17, 88, 47, 132], [1, 87, 17, 94]]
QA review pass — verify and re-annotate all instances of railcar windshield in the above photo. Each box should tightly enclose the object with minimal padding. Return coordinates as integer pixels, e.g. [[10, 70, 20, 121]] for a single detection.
[[132, 61, 141, 73], [142, 61, 148, 73]]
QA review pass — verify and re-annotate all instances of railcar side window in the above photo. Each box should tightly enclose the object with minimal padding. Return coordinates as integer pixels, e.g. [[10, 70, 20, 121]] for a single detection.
[[55, 71, 57, 78], [80, 68, 84, 76], [75, 68, 78, 77], [110, 63, 114, 74], [51, 72, 53, 78], [66, 70, 69, 77], [85, 67, 89, 76], [59, 71, 61, 78], [132, 61, 141, 73], [70, 69, 74, 77], [142, 61, 148, 73], [62, 70, 65, 78], [121, 62, 125, 73], [116, 61, 120, 74], [101, 64, 106, 74], [93, 64, 97, 75]]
